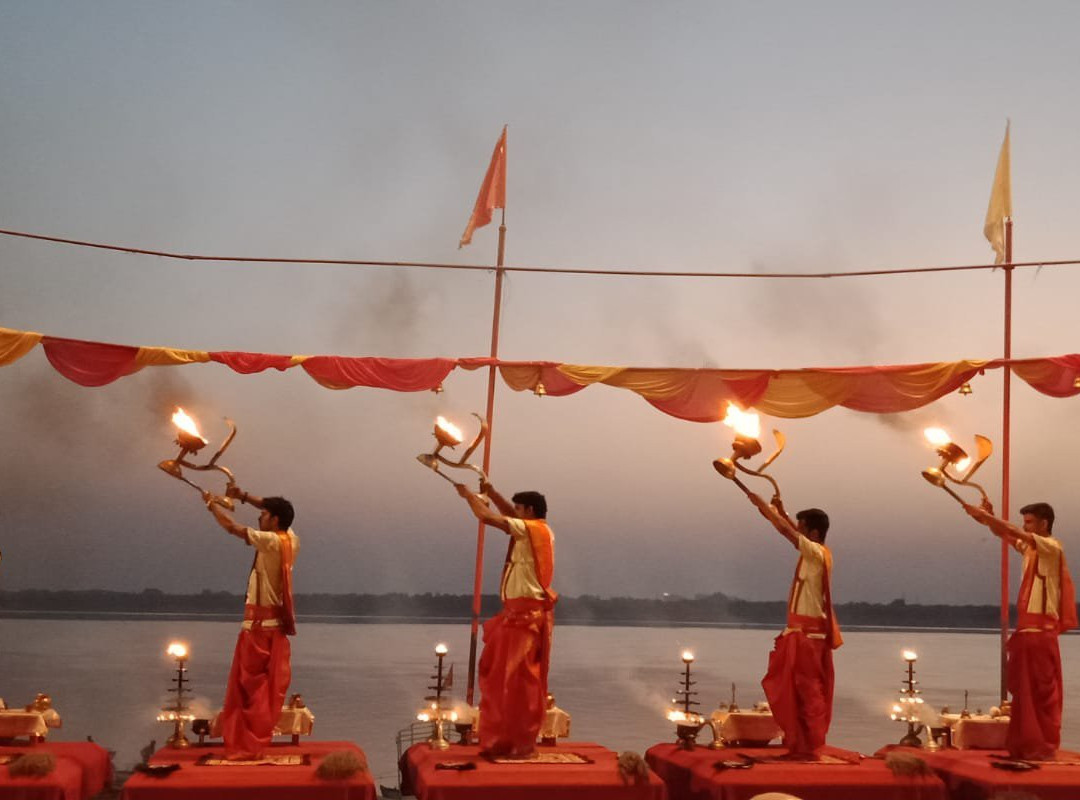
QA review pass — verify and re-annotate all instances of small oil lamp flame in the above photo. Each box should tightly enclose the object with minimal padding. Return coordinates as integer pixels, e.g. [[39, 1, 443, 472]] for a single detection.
[[172, 408, 207, 445], [435, 642, 449, 656], [924, 428, 951, 447], [167, 642, 188, 660], [903, 649, 918, 662], [681, 650, 695, 664], [723, 403, 761, 440], [434, 416, 464, 448]]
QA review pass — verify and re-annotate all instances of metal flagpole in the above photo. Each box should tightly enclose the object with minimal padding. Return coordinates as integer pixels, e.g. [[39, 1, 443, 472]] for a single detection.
[[1000, 217, 1013, 702], [467, 207, 507, 706]]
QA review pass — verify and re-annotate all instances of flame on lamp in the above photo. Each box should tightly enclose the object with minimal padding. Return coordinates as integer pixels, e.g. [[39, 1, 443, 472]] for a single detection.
[[681, 650, 695, 664], [902, 649, 918, 662], [722, 403, 761, 440], [924, 428, 951, 447], [434, 416, 464, 447], [435, 643, 449, 656], [167, 642, 189, 660], [171, 409, 207, 444]]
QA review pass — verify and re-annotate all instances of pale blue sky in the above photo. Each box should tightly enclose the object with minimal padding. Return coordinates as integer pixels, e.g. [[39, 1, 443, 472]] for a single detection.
[[2, 1, 1080, 605]]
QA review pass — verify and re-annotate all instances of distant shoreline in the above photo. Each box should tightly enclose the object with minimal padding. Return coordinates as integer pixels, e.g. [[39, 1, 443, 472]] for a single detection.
[[0, 607, 1011, 633], [0, 588, 1049, 631]]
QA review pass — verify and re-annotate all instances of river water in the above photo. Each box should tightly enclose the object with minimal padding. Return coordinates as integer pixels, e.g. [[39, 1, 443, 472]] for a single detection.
[[2, 618, 1078, 787]]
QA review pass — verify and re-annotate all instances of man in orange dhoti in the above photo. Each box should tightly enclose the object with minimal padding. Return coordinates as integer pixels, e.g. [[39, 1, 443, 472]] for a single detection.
[[205, 487, 299, 758], [456, 480, 556, 757], [963, 501, 1076, 760], [745, 494, 842, 756]]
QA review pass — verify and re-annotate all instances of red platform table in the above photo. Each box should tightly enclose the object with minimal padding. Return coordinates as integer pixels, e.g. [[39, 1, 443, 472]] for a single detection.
[[402, 742, 667, 800], [891, 744, 1080, 800], [121, 741, 376, 800], [645, 742, 948, 800], [0, 741, 112, 800]]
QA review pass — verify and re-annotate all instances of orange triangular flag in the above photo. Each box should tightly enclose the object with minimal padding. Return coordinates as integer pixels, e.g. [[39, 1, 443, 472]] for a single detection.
[[459, 126, 507, 248]]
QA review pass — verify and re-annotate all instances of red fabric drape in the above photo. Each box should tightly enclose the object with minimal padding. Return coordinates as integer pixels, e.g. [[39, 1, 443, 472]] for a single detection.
[[209, 351, 298, 374], [301, 356, 456, 391], [41, 337, 142, 386]]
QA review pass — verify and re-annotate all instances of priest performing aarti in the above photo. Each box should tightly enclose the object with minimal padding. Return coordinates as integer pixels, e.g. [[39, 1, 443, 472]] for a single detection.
[[455, 480, 556, 758], [713, 405, 842, 756], [962, 500, 1076, 760], [158, 410, 300, 759], [204, 485, 299, 759], [919, 428, 1077, 759]]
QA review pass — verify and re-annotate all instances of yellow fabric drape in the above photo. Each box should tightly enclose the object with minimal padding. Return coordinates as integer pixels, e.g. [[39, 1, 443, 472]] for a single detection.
[[0, 327, 43, 366], [135, 346, 212, 366]]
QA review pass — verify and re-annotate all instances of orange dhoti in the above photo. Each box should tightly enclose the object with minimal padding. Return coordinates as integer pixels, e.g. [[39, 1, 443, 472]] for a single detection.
[[761, 630, 834, 755], [1007, 630, 1063, 760], [478, 597, 553, 756], [221, 621, 292, 757]]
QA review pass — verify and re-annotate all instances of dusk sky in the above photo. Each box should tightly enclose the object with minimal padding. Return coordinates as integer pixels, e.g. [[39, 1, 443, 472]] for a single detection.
[[2, 2, 1080, 606]]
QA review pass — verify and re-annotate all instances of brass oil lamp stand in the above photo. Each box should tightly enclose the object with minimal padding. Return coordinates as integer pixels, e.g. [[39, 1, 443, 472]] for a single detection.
[[668, 651, 705, 750]]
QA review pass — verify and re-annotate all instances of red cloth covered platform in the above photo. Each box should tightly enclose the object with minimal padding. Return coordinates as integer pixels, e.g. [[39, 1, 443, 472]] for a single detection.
[[887, 744, 1080, 800], [120, 741, 375, 800], [0, 741, 111, 800], [402, 742, 666, 800], [645, 742, 947, 800]]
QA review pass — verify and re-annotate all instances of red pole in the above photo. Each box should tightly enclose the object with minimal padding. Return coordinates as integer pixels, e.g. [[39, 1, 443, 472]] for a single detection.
[[1000, 217, 1013, 702], [466, 213, 507, 706]]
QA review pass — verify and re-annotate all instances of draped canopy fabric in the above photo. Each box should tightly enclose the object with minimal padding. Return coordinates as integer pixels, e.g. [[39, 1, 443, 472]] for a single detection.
[[1, 325, 1078, 420]]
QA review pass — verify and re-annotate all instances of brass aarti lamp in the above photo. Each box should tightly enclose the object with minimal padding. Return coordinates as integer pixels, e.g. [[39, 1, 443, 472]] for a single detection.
[[417, 643, 457, 750], [919, 428, 993, 508], [666, 650, 705, 750], [417, 414, 489, 488], [713, 404, 787, 501], [890, 649, 926, 747], [158, 408, 240, 507], [157, 642, 195, 749]]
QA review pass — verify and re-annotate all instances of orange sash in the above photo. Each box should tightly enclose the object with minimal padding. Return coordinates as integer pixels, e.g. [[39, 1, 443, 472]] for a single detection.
[[521, 519, 557, 606], [276, 531, 297, 636], [1016, 540, 1076, 633], [786, 544, 842, 649]]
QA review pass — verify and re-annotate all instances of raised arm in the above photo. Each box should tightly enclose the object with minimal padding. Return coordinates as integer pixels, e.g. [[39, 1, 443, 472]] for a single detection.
[[746, 491, 799, 547], [963, 502, 1034, 547], [227, 484, 266, 511], [480, 480, 515, 516], [456, 483, 511, 533], [203, 492, 249, 541]]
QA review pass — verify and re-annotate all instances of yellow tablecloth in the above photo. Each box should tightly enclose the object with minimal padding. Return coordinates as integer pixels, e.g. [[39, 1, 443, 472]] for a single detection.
[[941, 713, 1009, 749], [0, 708, 62, 739], [709, 709, 782, 745]]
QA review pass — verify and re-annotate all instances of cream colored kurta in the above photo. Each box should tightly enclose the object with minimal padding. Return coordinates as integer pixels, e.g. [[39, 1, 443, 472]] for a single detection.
[[1014, 534, 1064, 629], [782, 533, 827, 639], [499, 518, 550, 602], [242, 527, 299, 629]]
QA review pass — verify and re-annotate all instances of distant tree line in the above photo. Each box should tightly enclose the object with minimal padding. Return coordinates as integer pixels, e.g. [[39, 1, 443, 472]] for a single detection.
[[0, 589, 1049, 630]]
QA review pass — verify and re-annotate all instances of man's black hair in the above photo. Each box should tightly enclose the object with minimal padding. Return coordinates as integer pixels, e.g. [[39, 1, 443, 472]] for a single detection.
[[796, 508, 830, 542], [512, 491, 547, 519], [263, 496, 295, 530], [1019, 502, 1055, 533]]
